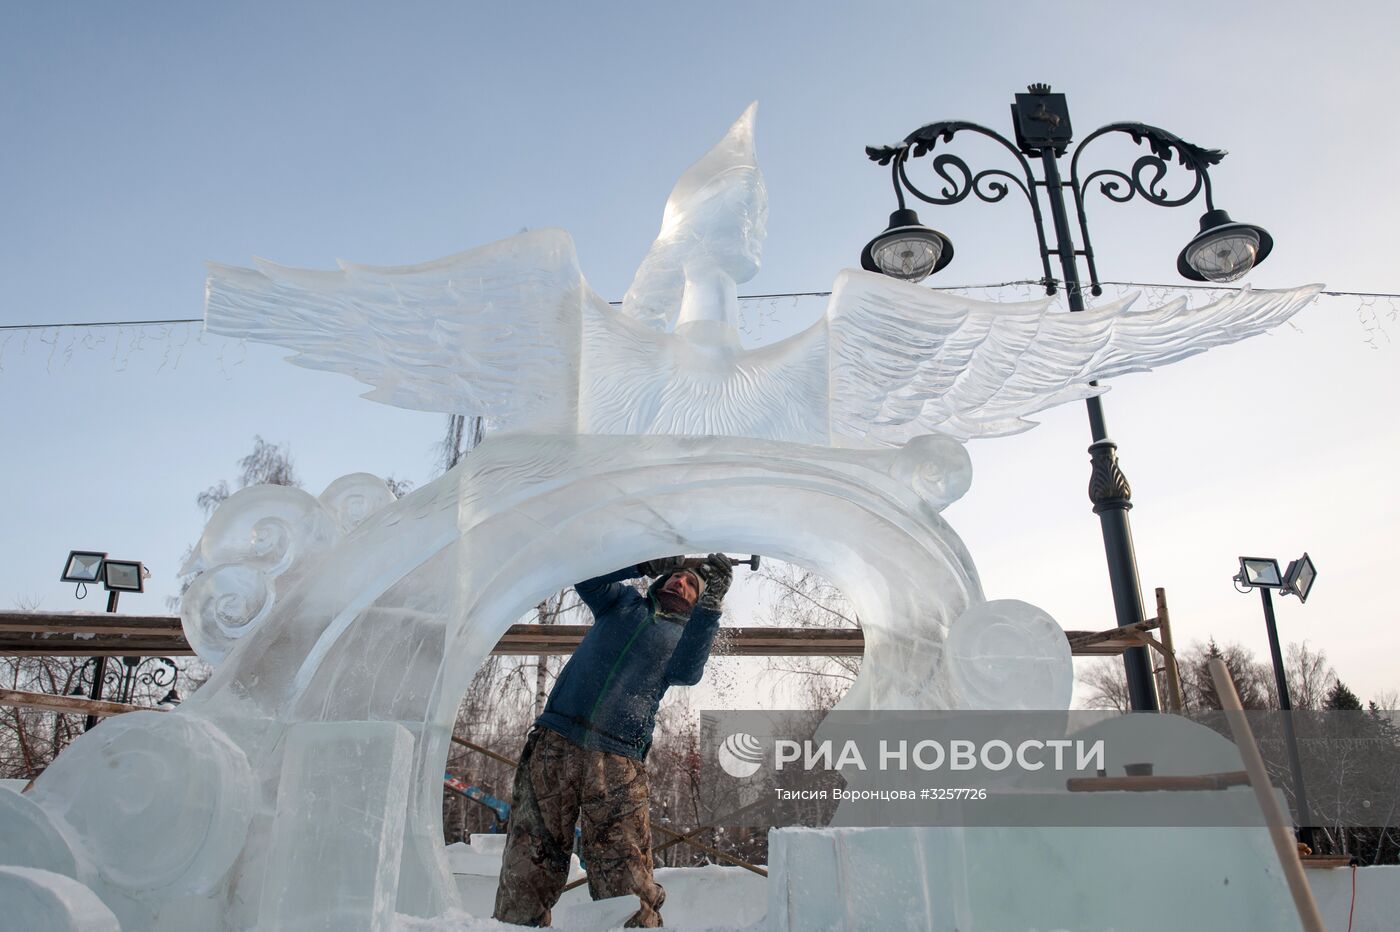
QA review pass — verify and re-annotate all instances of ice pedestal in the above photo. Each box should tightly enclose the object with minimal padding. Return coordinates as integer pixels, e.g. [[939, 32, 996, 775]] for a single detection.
[[0, 866, 121, 932], [258, 722, 416, 931], [768, 825, 1303, 931]]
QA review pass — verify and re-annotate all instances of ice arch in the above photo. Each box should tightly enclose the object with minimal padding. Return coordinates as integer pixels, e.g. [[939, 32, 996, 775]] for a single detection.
[[19, 432, 1066, 929], [182, 432, 981, 915]]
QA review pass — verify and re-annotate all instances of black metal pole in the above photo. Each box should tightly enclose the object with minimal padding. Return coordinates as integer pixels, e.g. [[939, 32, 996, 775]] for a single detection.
[[1260, 586, 1316, 849], [1038, 149, 1159, 712], [83, 590, 120, 731], [115, 657, 138, 705]]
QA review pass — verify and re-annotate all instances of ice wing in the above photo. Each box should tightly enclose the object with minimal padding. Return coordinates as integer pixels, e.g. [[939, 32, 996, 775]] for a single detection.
[[826, 269, 1324, 445], [205, 229, 589, 434]]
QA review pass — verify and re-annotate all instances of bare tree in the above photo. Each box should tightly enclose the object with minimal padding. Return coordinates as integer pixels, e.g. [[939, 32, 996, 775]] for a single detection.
[[197, 435, 301, 517], [439, 415, 486, 474], [1080, 639, 1341, 713], [1284, 641, 1336, 711], [1179, 639, 1273, 711], [1076, 659, 1131, 711], [0, 655, 88, 780], [1372, 689, 1400, 711], [442, 653, 534, 843], [756, 561, 859, 712], [529, 590, 584, 719], [0, 598, 93, 780]]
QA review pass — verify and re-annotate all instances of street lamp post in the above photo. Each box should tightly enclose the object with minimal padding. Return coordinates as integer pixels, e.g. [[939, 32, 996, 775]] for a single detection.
[[863, 85, 1276, 711]]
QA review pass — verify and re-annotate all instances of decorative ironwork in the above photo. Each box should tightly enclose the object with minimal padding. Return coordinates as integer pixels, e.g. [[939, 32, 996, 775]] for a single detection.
[[74, 655, 180, 706], [1081, 156, 1206, 209], [1070, 123, 1226, 294], [1073, 123, 1224, 209], [1087, 440, 1132, 512], [867, 121, 1056, 291], [903, 155, 1026, 206], [870, 122, 1040, 209], [868, 105, 1229, 297]]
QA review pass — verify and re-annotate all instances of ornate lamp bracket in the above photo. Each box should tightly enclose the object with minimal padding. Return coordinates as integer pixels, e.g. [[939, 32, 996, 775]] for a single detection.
[[867, 121, 1057, 292], [1070, 122, 1227, 295]]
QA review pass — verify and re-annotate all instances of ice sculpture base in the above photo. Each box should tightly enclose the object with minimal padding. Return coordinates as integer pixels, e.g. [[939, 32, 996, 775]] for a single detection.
[[768, 825, 1304, 931]]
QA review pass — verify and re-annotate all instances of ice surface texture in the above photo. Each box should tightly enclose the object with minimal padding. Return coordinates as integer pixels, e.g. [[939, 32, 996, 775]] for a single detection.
[[767, 824, 1306, 932], [947, 598, 1073, 710], [0, 105, 1322, 930], [258, 722, 415, 931], [0, 866, 121, 932]]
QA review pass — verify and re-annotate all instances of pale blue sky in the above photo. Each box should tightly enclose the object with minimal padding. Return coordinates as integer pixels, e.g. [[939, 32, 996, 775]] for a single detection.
[[3, 2, 1398, 702]]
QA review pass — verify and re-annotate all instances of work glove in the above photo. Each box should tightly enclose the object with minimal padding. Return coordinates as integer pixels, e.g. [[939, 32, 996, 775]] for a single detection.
[[636, 555, 688, 578], [695, 552, 733, 611]]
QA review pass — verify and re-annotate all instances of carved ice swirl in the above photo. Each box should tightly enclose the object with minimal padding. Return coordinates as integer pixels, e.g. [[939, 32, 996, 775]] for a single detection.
[[180, 475, 397, 664]]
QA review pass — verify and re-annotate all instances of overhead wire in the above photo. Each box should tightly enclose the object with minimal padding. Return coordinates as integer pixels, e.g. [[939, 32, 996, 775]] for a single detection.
[[2, 280, 1397, 333]]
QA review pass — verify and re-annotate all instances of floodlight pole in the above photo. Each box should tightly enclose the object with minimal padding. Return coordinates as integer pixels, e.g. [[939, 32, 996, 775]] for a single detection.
[[83, 590, 120, 731], [1259, 586, 1316, 850]]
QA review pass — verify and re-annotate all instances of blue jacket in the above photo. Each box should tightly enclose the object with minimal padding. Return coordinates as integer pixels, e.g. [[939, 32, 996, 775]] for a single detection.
[[536, 566, 722, 759]]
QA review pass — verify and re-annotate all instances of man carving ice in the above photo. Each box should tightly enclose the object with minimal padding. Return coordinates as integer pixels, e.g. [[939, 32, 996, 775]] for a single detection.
[[493, 553, 733, 928]]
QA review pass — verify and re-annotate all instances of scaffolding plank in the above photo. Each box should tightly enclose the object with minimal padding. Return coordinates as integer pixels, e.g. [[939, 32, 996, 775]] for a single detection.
[[0, 611, 183, 636], [0, 687, 151, 718], [0, 610, 1159, 658]]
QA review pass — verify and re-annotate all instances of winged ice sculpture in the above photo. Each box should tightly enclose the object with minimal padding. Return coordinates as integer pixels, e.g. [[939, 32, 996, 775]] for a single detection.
[[206, 103, 1321, 446]]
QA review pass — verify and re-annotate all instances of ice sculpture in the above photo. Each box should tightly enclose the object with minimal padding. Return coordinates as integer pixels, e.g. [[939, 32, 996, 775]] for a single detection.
[[203, 104, 1322, 446], [1, 104, 1322, 930]]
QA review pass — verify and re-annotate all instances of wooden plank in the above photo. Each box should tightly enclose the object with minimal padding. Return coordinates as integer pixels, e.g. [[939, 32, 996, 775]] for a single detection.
[[0, 688, 156, 719], [1155, 587, 1185, 712], [1065, 617, 1160, 648], [1299, 856, 1355, 870], [1208, 657, 1327, 932], [3, 610, 1152, 658], [1066, 770, 1250, 793], [0, 611, 182, 636], [491, 625, 866, 656], [1066, 639, 1150, 657], [0, 640, 196, 657]]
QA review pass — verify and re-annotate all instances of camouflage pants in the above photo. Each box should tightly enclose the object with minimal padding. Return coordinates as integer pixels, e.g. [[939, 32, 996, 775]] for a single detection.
[[493, 726, 665, 928]]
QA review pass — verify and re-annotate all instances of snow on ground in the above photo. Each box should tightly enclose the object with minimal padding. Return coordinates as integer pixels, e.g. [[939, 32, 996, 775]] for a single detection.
[[409, 834, 767, 931]]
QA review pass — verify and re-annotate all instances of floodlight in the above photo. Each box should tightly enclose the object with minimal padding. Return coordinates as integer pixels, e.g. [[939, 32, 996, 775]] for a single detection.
[[1235, 556, 1282, 589], [1281, 552, 1317, 603], [102, 559, 146, 593], [61, 550, 108, 584]]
